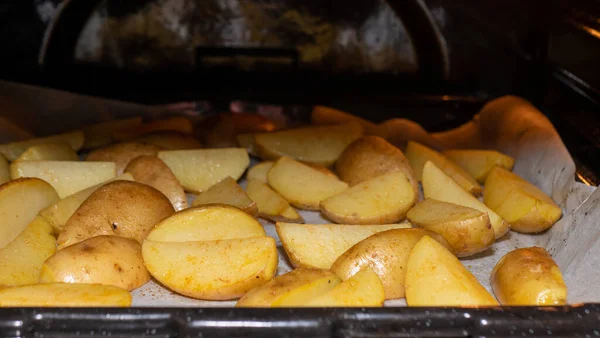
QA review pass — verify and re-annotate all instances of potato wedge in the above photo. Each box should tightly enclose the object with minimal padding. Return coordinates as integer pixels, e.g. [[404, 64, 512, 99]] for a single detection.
[[268, 157, 348, 210], [423, 161, 510, 239], [254, 122, 364, 166], [40, 235, 150, 291], [199, 113, 277, 148], [57, 181, 174, 249], [236, 268, 341, 307], [0, 130, 84, 161], [491, 247, 566, 305], [81, 117, 142, 149], [0, 178, 59, 248], [246, 161, 274, 183], [16, 143, 79, 161], [192, 177, 258, 217], [484, 166, 562, 233], [0, 155, 9, 185], [276, 222, 411, 269], [39, 173, 134, 232], [331, 228, 451, 300], [142, 236, 278, 300], [335, 136, 418, 197], [0, 283, 131, 307], [146, 204, 265, 242], [311, 105, 379, 135], [10, 161, 117, 198], [135, 131, 202, 150], [302, 162, 337, 178], [405, 141, 482, 195], [236, 133, 258, 156], [113, 116, 194, 141], [0, 216, 55, 286], [443, 149, 515, 183], [158, 148, 250, 193], [407, 199, 495, 257], [246, 179, 304, 223], [304, 267, 384, 307], [86, 142, 161, 175], [320, 171, 416, 224], [405, 235, 498, 306], [125, 155, 188, 211]]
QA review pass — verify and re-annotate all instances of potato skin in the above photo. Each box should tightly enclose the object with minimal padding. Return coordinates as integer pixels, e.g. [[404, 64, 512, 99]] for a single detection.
[[86, 142, 162, 175], [491, 247, 567, 305], [40, 235, 150, 291]]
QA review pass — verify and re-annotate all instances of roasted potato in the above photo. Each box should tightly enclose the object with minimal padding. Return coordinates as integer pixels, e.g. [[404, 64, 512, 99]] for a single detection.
[[245, 179, 304, 223], [236, 268, 341, 307], [81, 117, 142, 149], [0, 155, 9, 185], [405, 235, 498, 306], [0, 130, 84, 161], [86, 142, 162, 175], [407, 199, 495, 257], [491, 247, 566, 305], [320, 171, 416, 225], [10, 161, 117, 198], [311, 105, 379, 135], [268, 157, 348, 210], [376, 118, 444, 151], [331, 228, 451, 300], [57, 181, 175, 249], [192, 177, 258, 217], [276, 222, 411, 269], [199, 113, 277, 148], [16, 143, 79, 161], [236, 133, 258, 156], [422, 161, 510, 239], [405, 141, 482, 195], [135, 131, 201, 150], [157, 148, 250, 193], [443, 149, 515, 183], [125, 155, 188, 211], [246, 161, 274, 183], [0, 283, 131, 307], [112, 116, 194, 141], [304, 267, 384, 307], [484, 166, 562, 233]]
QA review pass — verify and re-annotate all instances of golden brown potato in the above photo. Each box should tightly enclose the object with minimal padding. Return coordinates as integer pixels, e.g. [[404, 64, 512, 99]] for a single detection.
[[146, 204, 265, 242], [199, 113, 277, 148], [0, 155, 9, 185], [0, 216, 56, 286], [407, 199, 495, 257], [142, 236, 278, 300], [135, 131, 202, 150], [304, 267, 384, 307], [246, 161, 274, 183], [268, 157, 348, 210], [376, 118, 444, 152], [81, 117, 143, 149], [443, 149, 515, 183], [311, 105, 379, 134], [86, 142, 162, 175], [40, 235, 150, 291], [254, 122, 364, 167], [236, 268, 341, 307], [192, 177, 258, 217], [113, 116, 194, 141], [484, 166, 562, 233], [335, 136, 418, 199], [0, 130, 84, 161], [0, 283, 131, 307], [405, 235, 498, 306], [320, 172, 416, 225], [246, 179, 304, 223], [0, 178, 59, 249], [157, 148, 250, 193], [236, 133, 258, 156], [331, 228, 451, 300], [16, 143, 79, 161], [125, 155, 188, 211], [302, 162, 338, 178], [491, 247, 567, 305], [276, 222, 411, 269], [405, 141, 482, 195], [57, 181, 175, 249], [423, 161, 510, 239]]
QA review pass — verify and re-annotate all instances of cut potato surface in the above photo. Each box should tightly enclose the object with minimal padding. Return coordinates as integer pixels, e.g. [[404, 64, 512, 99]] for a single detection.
[[158, 148, 250, 193], [320, 171, 416, 225], [276, 222, 411, 269], [0, 178, 59, 249], [81, 117, 142, 149], [407, 199, 495, 257], [310, 106, 379, 135], [0, 283, 131, 307], [11, 161, 117, 198], [254, 122, 364, 166], [423, 161, 510, 239], [405, 235, 498, 306], [192, 177, 257, 217], [236, 133, 258, 156], [246, 161, 274, 183], [39, 173, 134, 232], [16, 143, 79, 162], [146, 204, 265, 243], [0, 130, 84, 161], [484, 166, 562, 233], [0, 216, 56, 286], [245, 179, 289, 220], [135, 131, 202, 150], [0, 155, 9, 185], [443, 149, 515, 183], [143, 236, 278, 300], [268, 157, 348, 210], [304, 267, 384, 307], [405, 141, 481, 195], [86, 142, 162, 175], [236, 268, 341, 307]]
